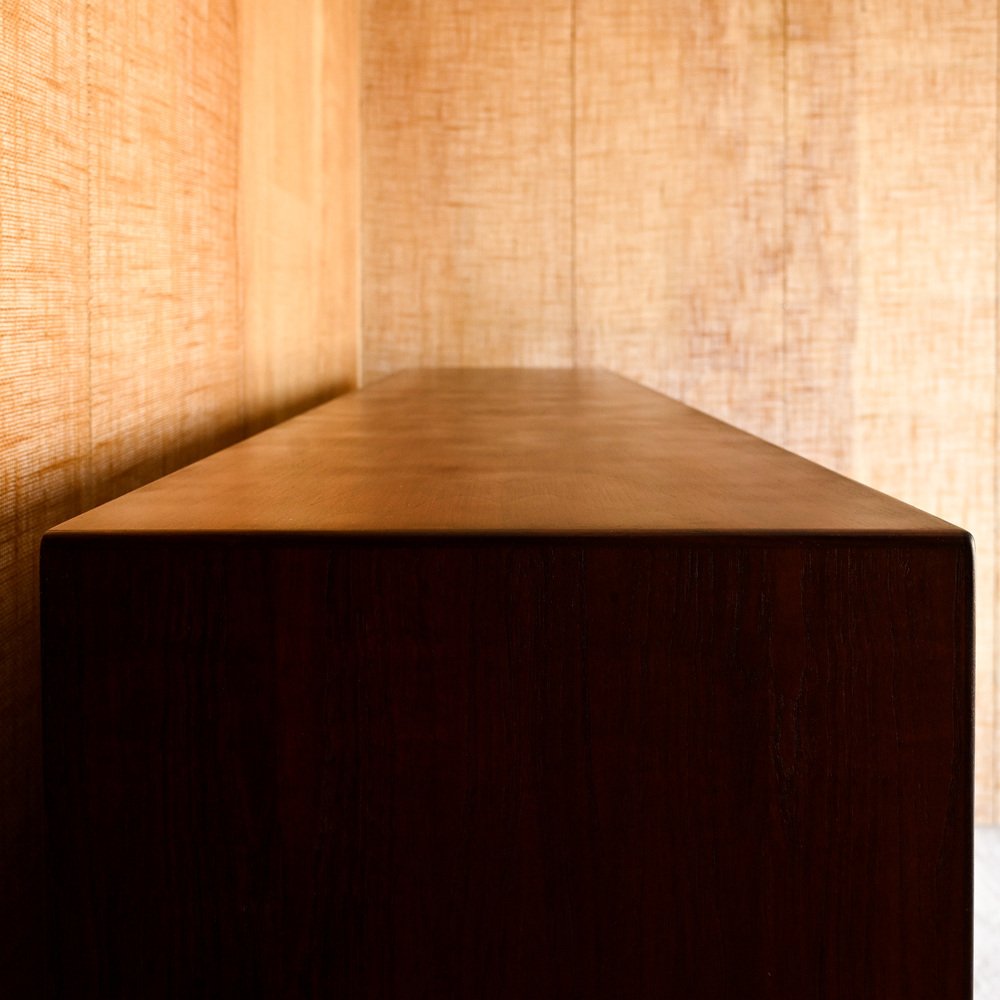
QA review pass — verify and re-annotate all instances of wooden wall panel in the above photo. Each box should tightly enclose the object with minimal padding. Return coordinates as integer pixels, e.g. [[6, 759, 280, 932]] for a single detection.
[[0, 4, 90, 989], [574, 0, 786, 443], [361, 0, 573, 381], [239, 0, 359, 431]]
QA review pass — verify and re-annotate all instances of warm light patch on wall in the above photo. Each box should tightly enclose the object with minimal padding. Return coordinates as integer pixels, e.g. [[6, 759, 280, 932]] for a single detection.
[[240, 0, 360, 432]]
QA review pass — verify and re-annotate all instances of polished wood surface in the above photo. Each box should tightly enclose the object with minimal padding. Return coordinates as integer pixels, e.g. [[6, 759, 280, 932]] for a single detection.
[[44, 541, 972, 998], [43, 370, 972, 997], [51, 368, 961, 537]]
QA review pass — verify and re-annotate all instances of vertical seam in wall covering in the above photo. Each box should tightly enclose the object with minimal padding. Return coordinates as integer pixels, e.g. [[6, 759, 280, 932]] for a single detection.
[[84, 0, 95, 509], [781, 0, 789, 451], [988, 2, 1000, 823], [570, 0, 577, 365], [234, 0, 247, 432], [357, 0, 365, 387]]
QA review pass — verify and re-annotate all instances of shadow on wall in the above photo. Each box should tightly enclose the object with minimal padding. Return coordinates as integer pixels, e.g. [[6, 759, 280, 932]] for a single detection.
[[0, 379, 354, 997]]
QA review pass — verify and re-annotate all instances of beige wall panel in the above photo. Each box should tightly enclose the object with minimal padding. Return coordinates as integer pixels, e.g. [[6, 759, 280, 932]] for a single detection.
[[784, 0, 857, 473], [0, 1, 90, 988], [574, 0, 785, 443], [239, 0, 359, 430], [321, 0, 361, 398], [361, 0, 573, 381], [87, 0, 243, 502], [846, 0, 996, 821]]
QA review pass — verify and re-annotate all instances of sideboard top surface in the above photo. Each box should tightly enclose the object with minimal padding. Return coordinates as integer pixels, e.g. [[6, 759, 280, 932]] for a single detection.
[[48, 368, 963, 537]]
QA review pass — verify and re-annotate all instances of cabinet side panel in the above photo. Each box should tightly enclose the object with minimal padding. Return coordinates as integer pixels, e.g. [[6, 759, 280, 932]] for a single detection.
[[580, 539, 971, 997], [42, 537, 971, 998]]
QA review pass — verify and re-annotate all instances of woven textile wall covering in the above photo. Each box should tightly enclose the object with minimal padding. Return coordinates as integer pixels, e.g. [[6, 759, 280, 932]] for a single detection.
[[1, 0, 995, 990], [0, 0, 359, 991], [363, 0, 998, 820]]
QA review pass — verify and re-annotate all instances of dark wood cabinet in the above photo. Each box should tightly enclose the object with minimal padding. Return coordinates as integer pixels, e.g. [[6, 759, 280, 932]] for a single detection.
[[42, 369, 973, 998]]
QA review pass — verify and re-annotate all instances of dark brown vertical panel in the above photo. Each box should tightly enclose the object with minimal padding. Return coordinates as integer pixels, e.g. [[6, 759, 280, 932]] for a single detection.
[[361, 0, 573, 381], [87, 0, 243, 505], [44, 536, 972, 997], [580, 540, 971, 997], [574, 0, 785, 442], [0, 1, 90, 991]]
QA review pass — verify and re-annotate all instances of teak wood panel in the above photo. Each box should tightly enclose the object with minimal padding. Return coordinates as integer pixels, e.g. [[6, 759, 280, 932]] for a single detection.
[[43, 535, 972, 998], [48, 369, 961, 536], [41, 370, 976, 993]]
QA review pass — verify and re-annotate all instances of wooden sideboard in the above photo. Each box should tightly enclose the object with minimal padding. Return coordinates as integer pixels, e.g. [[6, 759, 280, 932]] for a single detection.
[[41, 368, 973, 998]]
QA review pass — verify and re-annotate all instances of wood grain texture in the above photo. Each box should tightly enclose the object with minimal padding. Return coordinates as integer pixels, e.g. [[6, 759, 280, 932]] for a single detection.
[[43, 532, 972, 998], [50, 369, 963, 537], [239, 0, 360, 431], [361, 0, 573, 381], [0, 3, 90, 990], [40, 371, 976, 993]]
